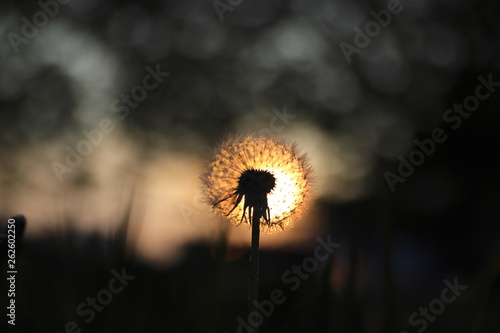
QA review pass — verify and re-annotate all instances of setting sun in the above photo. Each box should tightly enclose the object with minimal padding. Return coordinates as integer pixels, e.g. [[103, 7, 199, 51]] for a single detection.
[[201, 135, 312, 233]]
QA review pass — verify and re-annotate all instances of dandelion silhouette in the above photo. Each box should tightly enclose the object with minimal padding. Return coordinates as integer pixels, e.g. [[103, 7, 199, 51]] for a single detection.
[[202, 134, 312, 233], [202, 134, 312, 330]]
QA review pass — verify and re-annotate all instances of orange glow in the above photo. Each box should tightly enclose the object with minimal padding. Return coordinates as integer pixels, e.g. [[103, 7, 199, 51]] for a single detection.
[[202, 135, 312, 233]]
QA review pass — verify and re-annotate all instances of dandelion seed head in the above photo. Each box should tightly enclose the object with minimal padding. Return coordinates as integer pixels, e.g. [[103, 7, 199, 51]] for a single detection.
[[201, 134, 313, 233]]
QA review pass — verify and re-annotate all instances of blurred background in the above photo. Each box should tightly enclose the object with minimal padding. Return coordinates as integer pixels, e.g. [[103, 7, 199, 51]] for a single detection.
[[0, 0, 499, 332]]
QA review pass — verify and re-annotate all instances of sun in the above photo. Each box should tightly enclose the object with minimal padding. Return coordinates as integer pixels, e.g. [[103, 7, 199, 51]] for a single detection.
[[201, 134, 313, 233]]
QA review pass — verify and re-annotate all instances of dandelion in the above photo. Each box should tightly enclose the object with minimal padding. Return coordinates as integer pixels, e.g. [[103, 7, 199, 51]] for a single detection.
[[201, 134, 312, 234], [202, 134, 312, 331]]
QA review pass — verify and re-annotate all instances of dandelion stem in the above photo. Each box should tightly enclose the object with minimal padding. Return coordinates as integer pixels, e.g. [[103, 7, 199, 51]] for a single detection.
[[249, 211, 260, 332]]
